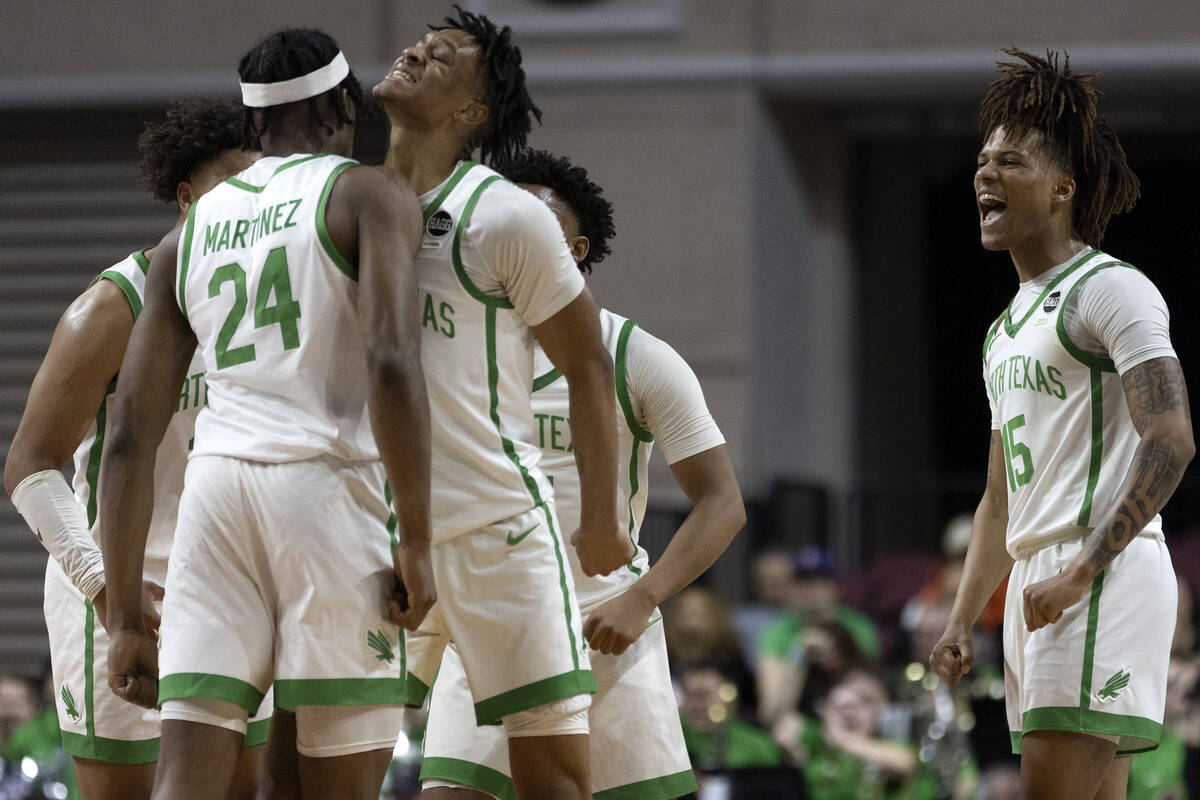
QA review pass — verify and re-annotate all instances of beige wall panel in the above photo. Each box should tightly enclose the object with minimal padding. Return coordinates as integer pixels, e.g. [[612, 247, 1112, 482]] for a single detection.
[[762, 0, 1200, 50]]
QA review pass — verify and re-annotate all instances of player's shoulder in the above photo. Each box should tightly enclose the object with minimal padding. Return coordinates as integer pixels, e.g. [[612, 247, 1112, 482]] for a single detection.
[[469, 173, 553, 229], [609, 311, 695, 379]]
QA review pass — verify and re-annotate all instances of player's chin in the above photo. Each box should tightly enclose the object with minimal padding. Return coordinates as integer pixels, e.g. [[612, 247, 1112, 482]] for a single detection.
[[372, 78, 409, 106]]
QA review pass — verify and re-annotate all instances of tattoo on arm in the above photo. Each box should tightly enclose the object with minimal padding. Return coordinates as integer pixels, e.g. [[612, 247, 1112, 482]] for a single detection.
[[1084, 358, 1192, 572]]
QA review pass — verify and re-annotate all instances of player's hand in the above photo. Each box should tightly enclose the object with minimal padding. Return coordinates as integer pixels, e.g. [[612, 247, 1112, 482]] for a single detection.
[[571, 525, 636, 577], [390, 544, 436, 631], [93, 582, 164, 635], [929, 623, 975, 687], [108, 627, 160, 709], [583, 586, 656, 654], [1023, 564, 1091, 631]]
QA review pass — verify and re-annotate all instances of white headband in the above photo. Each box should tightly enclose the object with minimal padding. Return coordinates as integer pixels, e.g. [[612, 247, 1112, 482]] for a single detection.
[[240, 51, 350, 108]]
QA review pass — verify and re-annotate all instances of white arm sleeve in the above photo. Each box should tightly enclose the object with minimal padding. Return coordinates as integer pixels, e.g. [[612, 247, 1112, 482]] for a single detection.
[[624, 325, 725, 464], [463, 182, 585, 326], [1065, 267, 1176, 375], [11, 469, 105, 599]]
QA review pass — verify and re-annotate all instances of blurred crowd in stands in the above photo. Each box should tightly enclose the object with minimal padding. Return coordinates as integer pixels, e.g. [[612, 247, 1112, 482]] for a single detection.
[[7, 515, 1200, 799]]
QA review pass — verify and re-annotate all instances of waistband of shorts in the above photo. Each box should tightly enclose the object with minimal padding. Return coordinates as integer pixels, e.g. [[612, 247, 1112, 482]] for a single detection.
[[1009, 526, 1165, 560]]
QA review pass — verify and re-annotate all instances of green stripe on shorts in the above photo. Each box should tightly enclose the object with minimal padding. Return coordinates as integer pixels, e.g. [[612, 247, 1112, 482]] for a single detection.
[[273, 677, 405, 708], [419, 756, 516, 800], [60, 730, 159, 764], [472, 669, 595, 727], [158, 673, 265, 715], [594, 769, 699, 800]]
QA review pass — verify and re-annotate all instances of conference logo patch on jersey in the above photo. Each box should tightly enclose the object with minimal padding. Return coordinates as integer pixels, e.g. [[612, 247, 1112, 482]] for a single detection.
[[367, 629, 396, 664], [1042, 291, 1061, 313], [425, 210, 453, 238], [422, 210, 453, 250]]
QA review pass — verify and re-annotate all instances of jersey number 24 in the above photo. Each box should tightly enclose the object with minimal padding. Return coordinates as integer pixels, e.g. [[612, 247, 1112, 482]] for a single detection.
[[208, 246, 302, 369]]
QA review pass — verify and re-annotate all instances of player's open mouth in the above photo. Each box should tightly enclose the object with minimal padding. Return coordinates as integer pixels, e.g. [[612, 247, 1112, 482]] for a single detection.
[[389, 67, 418, 84], [978, 193, 1006, 225]]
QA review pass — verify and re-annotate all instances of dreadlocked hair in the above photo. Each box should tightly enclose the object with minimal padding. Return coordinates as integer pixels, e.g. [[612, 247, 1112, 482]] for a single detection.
[[237, 28, 364, 149], [500, 149, 614, 273], [980, 47, 1139, 247], [137, 99, 244, 205], [434, 6, 542, 165]]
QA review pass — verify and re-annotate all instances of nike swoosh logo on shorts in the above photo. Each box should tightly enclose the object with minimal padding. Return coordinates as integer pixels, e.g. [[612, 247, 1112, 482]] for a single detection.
[[506, 522, 539, 546]]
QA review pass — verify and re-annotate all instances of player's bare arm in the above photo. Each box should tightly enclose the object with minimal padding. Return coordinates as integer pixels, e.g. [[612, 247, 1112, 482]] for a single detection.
[[584, 445, 744, 654], [930, 430, 1013, 687], [98, 225, 197, 708], [325, 164, 434, 630], [4, 276, 164, 633], [531, 288, 632, 577], [1024, 356, 1193, 630]]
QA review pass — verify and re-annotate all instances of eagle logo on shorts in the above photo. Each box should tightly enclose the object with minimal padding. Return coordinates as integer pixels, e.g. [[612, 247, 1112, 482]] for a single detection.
[[367, 629, 396, 664], [1096, 668, 1131, 703], [61, 685, 81, 722]]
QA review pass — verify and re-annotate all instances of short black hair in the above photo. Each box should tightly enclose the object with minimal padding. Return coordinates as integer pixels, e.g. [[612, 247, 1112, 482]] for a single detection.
[[433, 6, 541, 166], [501, 149, 614, 273], [980, 48, 1139, 247], [237, 27, 364, 149], [137, 99, 244, 205]]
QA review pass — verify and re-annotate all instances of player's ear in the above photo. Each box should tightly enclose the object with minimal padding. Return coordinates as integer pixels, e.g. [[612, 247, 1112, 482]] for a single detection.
[[457, 99, 488, 130], [568, 234, 590, 265], [1052, 174, 1076, 202], [176, 181, 195, 213]]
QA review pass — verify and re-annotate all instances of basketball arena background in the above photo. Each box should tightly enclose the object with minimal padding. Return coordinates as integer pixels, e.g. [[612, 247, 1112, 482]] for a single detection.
[[2, 0, 1199, 676]]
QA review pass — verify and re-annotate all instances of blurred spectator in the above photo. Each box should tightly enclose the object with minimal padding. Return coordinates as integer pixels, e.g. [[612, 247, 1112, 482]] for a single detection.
[[901, 514, 1005, 638], [732, 548, 800, 667], [1, 669, 77, 800], [0, 677, 35, 752], [777, 669, 934, 800], [666, 586, 756, 706], [1127, 574, 1197, 800], [679, 660, 783, 771], [757, 546, 879, 726]]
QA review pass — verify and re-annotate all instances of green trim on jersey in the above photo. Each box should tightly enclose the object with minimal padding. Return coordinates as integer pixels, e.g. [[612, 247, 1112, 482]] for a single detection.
[[178, 202, 199, 321], [419, 757, 517, 800], [244, 717, 271, 747], [1003, 249, 1097, 338], [485, 305, 544, 505], [423, 160, 478, 225], [982, 314, 1005, 361], [315, 161, 359, 280], [532, 367, 562, 392], [224, 153, 339, 193], [83, 598, 96, 738], [1014, 708, 1162, 756], [615, 320, 649, 575], [405, 671, 430, 709], [131, 249, 150, 276], [60, 730, 159, 765], [158, 673, 266, 716], [99, 269, 142, 319], [83, 379, 116, 528], [1079, 368, 1105, 526], [273, 677, 407, 708], [472, 668, 596, 727], [615, 319, 653, 443], [1054, 260, 1124, 372], [594, 769, 700, 800], [1079, 572, 1105, 708], [452, 176, 514, 308]]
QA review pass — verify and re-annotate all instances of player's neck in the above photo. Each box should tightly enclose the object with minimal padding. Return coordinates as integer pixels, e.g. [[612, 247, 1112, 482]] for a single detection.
[[261, 131, 338, 160], [384, 124, 472, 195], [1009, 236, 1088, 283]]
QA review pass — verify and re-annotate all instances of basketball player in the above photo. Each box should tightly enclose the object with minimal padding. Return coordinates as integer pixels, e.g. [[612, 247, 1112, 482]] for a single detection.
[[96, 29, 431, 800], [3, 100, 265, 800], [419, 149, 746, 800], [374, 9, 634, 800], [929, 49, 1194, 800]]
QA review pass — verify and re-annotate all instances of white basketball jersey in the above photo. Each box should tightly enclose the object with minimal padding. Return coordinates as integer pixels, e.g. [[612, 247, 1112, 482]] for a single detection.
[[177, 153, 380, 463], [531, 309, 653, 608], [72, 251, 205, 565], [983, 249, 1162, 554], [416, 161, 581, 542]]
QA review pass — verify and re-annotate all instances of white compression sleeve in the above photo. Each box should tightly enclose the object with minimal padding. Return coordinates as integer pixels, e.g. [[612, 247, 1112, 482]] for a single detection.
[[11, 469, 105, 599]]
